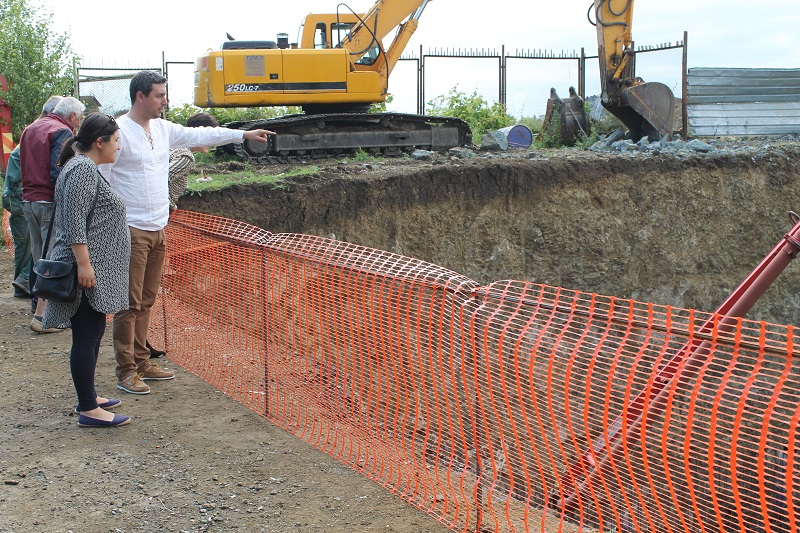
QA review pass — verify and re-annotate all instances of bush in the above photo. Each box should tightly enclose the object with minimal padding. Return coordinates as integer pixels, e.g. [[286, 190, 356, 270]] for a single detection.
[[369, 94, 393, 113], [427, 88, 512, 137]]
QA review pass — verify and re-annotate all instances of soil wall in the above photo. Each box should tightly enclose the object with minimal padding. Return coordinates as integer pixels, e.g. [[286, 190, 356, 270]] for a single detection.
[[181, 147, 800, 325]]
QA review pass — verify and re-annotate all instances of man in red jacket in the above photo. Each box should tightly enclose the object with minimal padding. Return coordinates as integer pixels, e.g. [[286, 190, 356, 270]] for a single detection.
[[19, 96, 85, 333]]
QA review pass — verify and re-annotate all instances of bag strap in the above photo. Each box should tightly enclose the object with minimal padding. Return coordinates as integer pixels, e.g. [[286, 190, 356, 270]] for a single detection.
[[42, 167, 102, 259]]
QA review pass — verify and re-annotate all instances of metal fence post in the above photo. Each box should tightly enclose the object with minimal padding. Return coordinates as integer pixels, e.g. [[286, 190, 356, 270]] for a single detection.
[[500, 44, 506, 109], [682, 31, 689, 140], [419, 44, 424, 115]]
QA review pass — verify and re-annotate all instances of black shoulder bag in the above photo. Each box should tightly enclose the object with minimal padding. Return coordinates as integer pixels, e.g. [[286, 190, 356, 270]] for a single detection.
[[31, 172, 101, 303]]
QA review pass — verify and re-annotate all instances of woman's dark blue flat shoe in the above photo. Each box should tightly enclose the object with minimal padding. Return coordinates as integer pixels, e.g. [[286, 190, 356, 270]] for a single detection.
[[78, 414, 130, 427], [99, 398, 121, 409], [75, 398, 121, 414]]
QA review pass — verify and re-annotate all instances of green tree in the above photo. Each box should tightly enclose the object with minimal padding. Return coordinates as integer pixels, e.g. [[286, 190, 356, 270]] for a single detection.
[[0, 0, 75, 141]]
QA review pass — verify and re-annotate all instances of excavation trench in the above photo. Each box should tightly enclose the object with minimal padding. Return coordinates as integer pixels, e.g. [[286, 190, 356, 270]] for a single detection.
[[181, 145, 800, 326]]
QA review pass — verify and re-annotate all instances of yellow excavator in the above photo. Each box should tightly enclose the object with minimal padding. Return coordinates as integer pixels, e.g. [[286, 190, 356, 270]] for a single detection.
[[193, 0, 471, 162], [545, 0, 676, 143], [591, 0, 675, 141]]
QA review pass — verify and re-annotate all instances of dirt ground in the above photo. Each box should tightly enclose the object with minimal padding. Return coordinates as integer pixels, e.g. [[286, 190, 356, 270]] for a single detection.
[[0, 249, 449, 532]]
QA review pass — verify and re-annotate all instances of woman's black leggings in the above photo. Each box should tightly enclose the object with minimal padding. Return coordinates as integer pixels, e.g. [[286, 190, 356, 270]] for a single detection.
[[70, 297, 108, 411]]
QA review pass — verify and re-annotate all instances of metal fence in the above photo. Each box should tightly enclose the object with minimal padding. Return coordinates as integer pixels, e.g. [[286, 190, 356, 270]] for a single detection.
[[393, 34, 686, 132], [74, 35, 686, 135], [74, 66, 162, 117]]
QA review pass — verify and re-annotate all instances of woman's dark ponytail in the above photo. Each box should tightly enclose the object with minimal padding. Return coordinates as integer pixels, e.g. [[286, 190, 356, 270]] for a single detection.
[[57, 112, 119, 166], [57, 136, 80, 166]]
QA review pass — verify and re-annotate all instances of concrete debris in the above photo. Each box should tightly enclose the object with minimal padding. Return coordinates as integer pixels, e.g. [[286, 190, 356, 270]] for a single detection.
[[410, 149, 434, 161], [448, 147, 477, 159], [686, 139, 714, 152], [480, 131, 508, 152]]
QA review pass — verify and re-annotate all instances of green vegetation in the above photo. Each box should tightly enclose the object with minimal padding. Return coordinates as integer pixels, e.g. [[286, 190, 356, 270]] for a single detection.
[[166, 103, 302, 126], [184, 165, 319, 194], [426, 87, 625, 149], [352, 148, 377, 162], [0, 0, 75, 140], [368, 94, 393, 114], [169, 94, 393, 125], [427, 88, 512, 137]]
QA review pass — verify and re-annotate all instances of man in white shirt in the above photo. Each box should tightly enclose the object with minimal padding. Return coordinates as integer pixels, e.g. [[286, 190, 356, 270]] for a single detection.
[[103, 70, 273, 395]]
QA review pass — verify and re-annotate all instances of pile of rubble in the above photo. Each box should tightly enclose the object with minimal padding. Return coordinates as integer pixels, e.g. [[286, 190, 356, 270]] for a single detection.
[[406, 128, 800, 162]]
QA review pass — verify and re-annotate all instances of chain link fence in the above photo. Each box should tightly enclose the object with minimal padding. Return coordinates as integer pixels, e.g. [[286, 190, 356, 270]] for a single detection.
[[75, 67, 162, 117]]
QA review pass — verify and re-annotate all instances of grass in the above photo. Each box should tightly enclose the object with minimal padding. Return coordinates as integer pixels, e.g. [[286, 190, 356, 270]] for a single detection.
[[185, 165, 320, 194]]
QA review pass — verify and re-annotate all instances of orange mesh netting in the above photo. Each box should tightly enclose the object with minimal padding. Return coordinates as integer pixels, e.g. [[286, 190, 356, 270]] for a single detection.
[[2, 209, 12, 254], [13, 208, 799, 532]]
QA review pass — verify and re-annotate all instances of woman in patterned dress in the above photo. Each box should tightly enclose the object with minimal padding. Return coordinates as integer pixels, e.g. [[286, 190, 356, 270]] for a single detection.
[[42, 113, 132, 427]]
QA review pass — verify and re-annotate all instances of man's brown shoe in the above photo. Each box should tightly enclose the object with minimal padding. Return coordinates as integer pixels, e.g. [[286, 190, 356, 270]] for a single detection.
[[140, 362, 175, 381], [117, 373, 151, 395]]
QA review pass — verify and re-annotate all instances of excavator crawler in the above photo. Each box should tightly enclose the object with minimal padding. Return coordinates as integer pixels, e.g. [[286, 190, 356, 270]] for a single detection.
[[194, 0, 471, 162], [591, 0, 676, 141], [224, 112, 470, 163]]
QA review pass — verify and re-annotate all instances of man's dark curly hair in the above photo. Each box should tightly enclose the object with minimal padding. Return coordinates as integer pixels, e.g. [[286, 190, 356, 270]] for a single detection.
[[129, 70, 168, 104]]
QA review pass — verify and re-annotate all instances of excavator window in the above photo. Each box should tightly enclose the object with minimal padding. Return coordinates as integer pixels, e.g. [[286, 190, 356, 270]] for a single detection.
[[314, 23, 328, 49], [331, 22, 353, 48], [355, 44, 380, 66]]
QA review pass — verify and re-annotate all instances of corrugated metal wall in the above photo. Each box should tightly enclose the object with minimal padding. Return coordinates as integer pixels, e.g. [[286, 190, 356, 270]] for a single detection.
[[687, 68, 800, 136]]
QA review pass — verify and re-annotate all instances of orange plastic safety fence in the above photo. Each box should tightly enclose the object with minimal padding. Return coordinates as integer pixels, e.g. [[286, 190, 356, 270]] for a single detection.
[[2, 209, 12, 254], [146, 210, 798, 533]]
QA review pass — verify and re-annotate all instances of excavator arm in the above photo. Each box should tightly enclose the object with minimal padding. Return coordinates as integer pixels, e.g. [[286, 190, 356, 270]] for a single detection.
[[339, 0, 431, 77], [593, 0, 675, 141]]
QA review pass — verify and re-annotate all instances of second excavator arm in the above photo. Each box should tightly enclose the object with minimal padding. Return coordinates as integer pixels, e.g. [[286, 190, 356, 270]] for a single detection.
[[592, 0, 675, 141]]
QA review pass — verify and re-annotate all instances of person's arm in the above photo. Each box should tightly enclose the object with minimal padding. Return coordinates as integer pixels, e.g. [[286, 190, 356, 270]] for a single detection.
[[169, 149, 194, 176], [168, 150, 194, 209], [2, 146, 21, 197], [49, 129, 72, 184], [167, 120, 274, 149], [72, 243, 95, 288]]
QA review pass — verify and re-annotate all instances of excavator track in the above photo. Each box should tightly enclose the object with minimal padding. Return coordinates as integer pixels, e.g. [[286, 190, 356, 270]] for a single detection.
[[223, 112, 472, 164]]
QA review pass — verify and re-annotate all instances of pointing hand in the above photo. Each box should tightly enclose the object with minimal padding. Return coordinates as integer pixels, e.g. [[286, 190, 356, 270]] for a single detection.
[[243, 129, 275, 143]]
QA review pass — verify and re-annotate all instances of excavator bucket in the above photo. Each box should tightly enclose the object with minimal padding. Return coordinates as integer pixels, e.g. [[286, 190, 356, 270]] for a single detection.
[[543, 87, 591, 145], [603, 81, 675, 142]]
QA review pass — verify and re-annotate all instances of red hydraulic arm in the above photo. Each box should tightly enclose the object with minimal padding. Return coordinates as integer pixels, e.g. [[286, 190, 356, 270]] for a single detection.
[[551, 213, 800, 512]]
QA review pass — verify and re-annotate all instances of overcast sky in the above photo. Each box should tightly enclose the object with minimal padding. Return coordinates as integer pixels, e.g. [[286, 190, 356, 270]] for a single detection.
[[35, 0, 799, 116]]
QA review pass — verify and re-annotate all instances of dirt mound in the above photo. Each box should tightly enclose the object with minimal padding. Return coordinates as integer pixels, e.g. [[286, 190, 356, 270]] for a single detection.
[[183, 140, 800, 326]]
